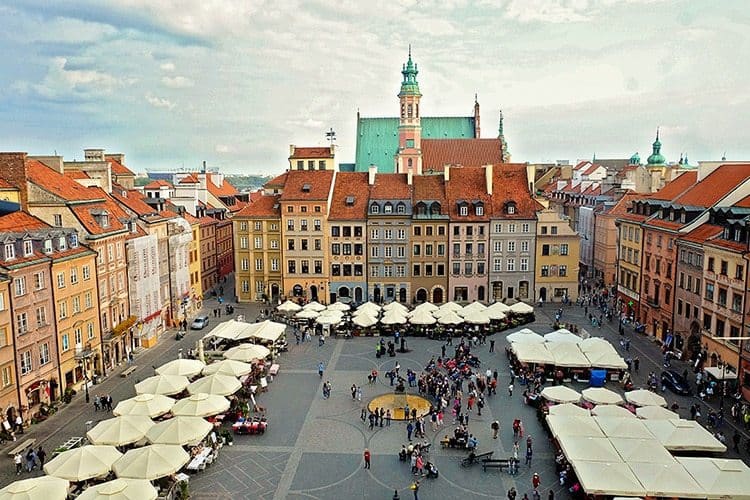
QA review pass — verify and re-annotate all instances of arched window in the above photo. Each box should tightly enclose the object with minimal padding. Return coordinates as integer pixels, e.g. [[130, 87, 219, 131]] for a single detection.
[[430, 202, 441, 215], [407, 104, 413, 117], [401, 104, 405, 118], [396, 202, 406, 214], [370, 203, 380, 214], [407, 158, 413, 167], [384, 203, 393, 213]]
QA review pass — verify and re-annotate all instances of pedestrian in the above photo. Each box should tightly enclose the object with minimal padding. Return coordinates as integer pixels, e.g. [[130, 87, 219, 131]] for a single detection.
[[14, 452, 22, 475], [508, 382, 514, 397], [410, 479, 420, 500], [357, 386, 363, 402], [363, 448, 371, 469], [94, 394, 101, 411], [25, 448, 36, 472], [380, 407, 385, 427], [318, 334, 325, 347], [406, 421, 414, 442], [633, 356, 640, 372], [107, 394, 113, 411], [532, 472, 541, 490], [386, 409, 391, 426], [525, 446, 533, 467], [361, 407, 367, 422], [318, 362, 324, 378], [489, 339, 495, 352], [491, 420, 500, 439], [548, 490, 554, 500], [507, 487, 517, 500], [404, 403, 410, 421], [351, 384, 357, 400], [15, 415, 23, 434], [36, 446, 46, 469]]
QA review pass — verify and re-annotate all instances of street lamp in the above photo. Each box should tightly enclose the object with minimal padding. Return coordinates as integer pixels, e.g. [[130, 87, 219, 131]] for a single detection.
[[78, 359, 90, 404]]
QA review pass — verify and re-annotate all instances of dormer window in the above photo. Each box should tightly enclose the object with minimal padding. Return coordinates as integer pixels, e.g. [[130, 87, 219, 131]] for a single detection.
[[70, 233, 78, 248], [396, 203, 406, 214], [58, 236, 67, 250], [430, 202, 441, 215], [301, 183, 311, 193], [370, 203, 380, 214], [505, 202, 516, 215], [384, 203, 393, 214], [735, 228, 743, 242], [44, 239, 52, 254], [23, 240, 33, 257], [345, 196, 355, 206], [680, 212, 686, 224], [459, 206, 468, 216], [4, 243, 15, 261]]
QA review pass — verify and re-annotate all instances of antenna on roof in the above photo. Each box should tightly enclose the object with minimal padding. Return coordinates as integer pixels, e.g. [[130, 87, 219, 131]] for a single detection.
[[722, 152, 727, 161], [325, 128, 336, 146]]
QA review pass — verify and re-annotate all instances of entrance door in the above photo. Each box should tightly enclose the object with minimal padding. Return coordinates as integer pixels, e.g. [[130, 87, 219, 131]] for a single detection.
[[329, 292, 336, 304], [373, 286, 381, 303], [310, 285, 318, 302], [338, 286, 350, 299], [416, 288, 428, 303], [399, 287, 407, 303], [271, 284, 280, 303], [507, 286, 514, 299], [492, 281, 503, 301], [355, 287, 363, 303], [539, 287, 547, 302], [432, 288, 443, 304], [477, 286, 485, 302]]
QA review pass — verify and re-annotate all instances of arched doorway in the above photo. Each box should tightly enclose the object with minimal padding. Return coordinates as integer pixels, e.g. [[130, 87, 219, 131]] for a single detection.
[[292, 284, 304, 297], [539, 287, 547, 302], [271, 284, 280, 303], [310, 285, 318, 302], [492, 281, 503, 301], [338, 286, 350, 299], [416, 288, 428, 303], [432, 287, 443, 304], [373, 286, 381, 304], [477, 285, 485, 302], [399, 288, 407, 303], [354, 287, 363, 304]]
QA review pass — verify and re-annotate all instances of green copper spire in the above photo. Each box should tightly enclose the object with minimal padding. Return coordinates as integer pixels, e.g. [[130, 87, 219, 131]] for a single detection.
[[498, 109, 504, 136], [647, 127, 666, 165], [399, 45, 421, 96]]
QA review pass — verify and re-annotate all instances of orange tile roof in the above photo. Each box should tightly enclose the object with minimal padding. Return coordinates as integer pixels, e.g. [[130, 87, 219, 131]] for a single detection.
[[199, 216, 218, 226], [674, 164, 750, 207], [490, 164, 543, 218], [144, 180, 172, 189], [264, 172, 288, 188], [182, 212, 200, 224], [445, 166, 492, 220], [106, 156, 134, 176], [110, 187, 160, 217], [678, 223, 723, 244], [707, 238, 746, 252], [413, 174, 447, 212], [421, 139, 503, 172], [582, 163, 603, 176], [70, 189, 130, 235], [0, 178, 15, 189], [0, 210, 49, 232], [26, 159, 104, 202], [179, 174, 199, 184], [64, 170, 90, 180], [206, 175, 239, 197], [369, 173, 411, 200], [329, 172, 369, 220], [289, 147, 334, 159], [650, 171, 697, 201], [279, 170, 334, 201], [734, 194, 750, 208], [644, 218, 683, 231], [607, 192, 648, 217], [236, 194, 281, 218]]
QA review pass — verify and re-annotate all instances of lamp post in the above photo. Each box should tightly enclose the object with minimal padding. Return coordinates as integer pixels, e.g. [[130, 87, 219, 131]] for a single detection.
[[79, 359, 90, 404]]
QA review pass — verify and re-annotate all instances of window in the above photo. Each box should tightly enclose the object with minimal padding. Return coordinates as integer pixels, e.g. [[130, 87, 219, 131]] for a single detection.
[[494, 241, 502, 253], [452, 262, 460, 275], [4, 243, 14, 261], [331, 226, 340, 237], [241, 280, 249, 293], [371, 246, 379, 258], [331, 264, 341, 276], [397, 229, 405, 240], [718, 287, 727, 307], [287, 239, 295, 251], [437, 244, 445, 256], [477, 262, 485, 275], [72, 296, 80, 314], [465, 243, 473, 255], [413, 226, 421, 236], [550, 226, 558, 235], [413, 264, 421, 277], [301, 260, 309, 274], [459, 206, 468, 216], [287, 260, 296, 274], [82, 265, 90, 280], [493, 258, 502, 272], [271, 259, 279, 271], [494, 223, 502, 233], [354, 264, 363, 276], [20, 351, 31, 375], [506, 203, 516, 214], [705, 283, 715, 301], [384, 246, 392, 258], [438, 226, 445, 236], [254, 221, 262, 231], [507, 258, 516, 271], [413, 244, 421, 256], [43, 239, 52, 253], [464, 263, 473, 275], [300, 220, 308, 231], [733, 293, 743, 313], [58, 300, 68, 319], [720, 260, 728, 275], [370, 265, 379, 277], [396, 203, 405, 214], [522, 223, 530, 233], [384, 203, 393, 214], [559, 265, 567, 277], [287, 206, 294, 213], [475, 206, 484, 216], [54, 214, 63, 227], [521, 241, 529, 252], [35, 306, 46, 326], [371, 204, 380, 214], [240, 237, 248, 249], [453, 226, 460, 236], [332, 243, 341, 255], [14, 277, 26, 296], [708, 257, 715, 272], [520, 258, 529, 271], [314, 219, 321, 231], [255, 259, 263, 271], [384, 229, 393, 240], [343, 264, 352, 276], [287, 220, 294, 231], [16, 313, 28, 335], [466, 226, 473, 237], [70, 267, 78, 284], [301, 239, 308, 251], [314, 260, 322, 273], [425, 244, 433, 256], [508, 224, 516, 233], [453, 243, 460, 257], [354, 244, 363, 255], [22, 240, 32, 257], [507, 241, 515, 252], [542, 226, 549, 235], [541, 265, 549, 277], [0, 292, 3, 312], [383, 265, 393, 277], [84, 291, 92, 309], [542, 244, 550, 256], [437, 264, 445, 276], [736, 264, 744, 280], [240, 258, 249, 271], [88, 322, 95, 340], [71, 233, 78, 248], [61, 333, 69, 352], [57, 272, 66, 289], [39, 343, 50, 366], [254, 237, 262, 249], [271, 239, 279, 249]]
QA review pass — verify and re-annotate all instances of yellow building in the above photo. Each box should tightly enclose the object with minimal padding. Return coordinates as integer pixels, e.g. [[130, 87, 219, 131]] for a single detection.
[[234, 195, 282, 303], [288, 145, 336, 171], [52, 244, 102, 389], [0, 276, 19, 416], [279, 170, 335, 303], [615, 214, 645, 318], [535, 208, 580, 303], [184, 213, 203, 307]]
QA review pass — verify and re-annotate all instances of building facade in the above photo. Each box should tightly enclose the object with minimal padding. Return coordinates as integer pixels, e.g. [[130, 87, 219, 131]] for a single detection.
[[0, 276, 19, 419], [234, 196, 282, 303], [535, 209, 580, 302], [411, 175, 448, 304]]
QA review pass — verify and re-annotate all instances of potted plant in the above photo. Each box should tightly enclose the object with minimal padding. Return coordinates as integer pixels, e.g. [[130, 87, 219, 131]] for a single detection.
[[220, 429, 233, 446]]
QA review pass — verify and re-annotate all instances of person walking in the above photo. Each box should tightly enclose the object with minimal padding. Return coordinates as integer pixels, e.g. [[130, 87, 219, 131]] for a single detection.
[[410, 479, 420, 500], [508, 382, 514, 397], [351, 384, 357, 400], [14, 452, 22, 475], [36, 446, 46, 470], [318, 362, 325, 378], [525, 446, 533, 467], [406, 421, 414, 442], [489, 339, 495, 353], [356, 386, 363, 402], [363, 448, 371, 469], [491, 420, 500, 439], [532, 472, 541, 490]]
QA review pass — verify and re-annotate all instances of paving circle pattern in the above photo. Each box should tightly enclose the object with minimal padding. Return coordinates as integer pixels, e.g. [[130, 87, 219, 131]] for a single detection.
[[367, 393, 431, 420]]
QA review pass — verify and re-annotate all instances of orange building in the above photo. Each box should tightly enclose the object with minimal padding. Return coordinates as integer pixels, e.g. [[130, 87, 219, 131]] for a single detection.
[[0, 276, 19, 420]]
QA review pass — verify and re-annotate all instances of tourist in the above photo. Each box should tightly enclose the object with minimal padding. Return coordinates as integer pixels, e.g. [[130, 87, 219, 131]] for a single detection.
[[491, 420, 500, 439], [36, 446, 46, 469], [363, 448, 371, 469], [410, 479, 420, 500], [318, 362, 325, 378], [14, 452, 22, 475], [532, 472, 541, 490], [386, 409, 391, 426], [406, 421, 414, 442], [507, 487, 517, 500]]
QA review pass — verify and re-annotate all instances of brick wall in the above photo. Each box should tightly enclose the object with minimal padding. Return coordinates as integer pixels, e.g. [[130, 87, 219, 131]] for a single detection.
[[0, 152, 29, 210]]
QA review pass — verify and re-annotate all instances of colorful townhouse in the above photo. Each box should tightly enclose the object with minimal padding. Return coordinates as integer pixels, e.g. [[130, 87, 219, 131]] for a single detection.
[[411, 174, 449, 304], [0, 276, 19, 419]]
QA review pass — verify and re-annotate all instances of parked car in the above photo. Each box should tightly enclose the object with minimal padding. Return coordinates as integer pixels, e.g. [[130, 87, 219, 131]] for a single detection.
[[661, 370, 691, 396], [190, 315, 210, 330]]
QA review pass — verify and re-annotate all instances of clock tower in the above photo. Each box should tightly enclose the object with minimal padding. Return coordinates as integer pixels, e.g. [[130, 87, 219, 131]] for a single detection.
[[396, 47, 422, 175]]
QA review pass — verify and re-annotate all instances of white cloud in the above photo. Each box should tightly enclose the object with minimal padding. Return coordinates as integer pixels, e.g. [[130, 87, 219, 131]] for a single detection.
[[286, 118, 325, 130], [145, 93, 175, 109], [504, 0, 592, 23], [160, 62, 176, 71], [25, 57, 120, 99], [215, 144, 232, 153], [161, 76, 194, 88]]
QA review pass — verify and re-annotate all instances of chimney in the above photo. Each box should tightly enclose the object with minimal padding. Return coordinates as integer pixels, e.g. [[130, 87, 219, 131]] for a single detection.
[[201, 160, 207, 174], [84, 148, 105, 162], [485, 164, 493, 195], [31, 155, 64, 174], [289, 144, 296, 157], [407, 166, 413, 185], [444, 165, 450, 182], [0, 153, 29, 210], [368, 164, 377, 185], [108, 153, 125, 164]]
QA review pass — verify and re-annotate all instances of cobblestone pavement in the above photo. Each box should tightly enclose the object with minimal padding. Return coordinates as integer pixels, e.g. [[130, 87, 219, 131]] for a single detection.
[[2, 291, 745, 499]]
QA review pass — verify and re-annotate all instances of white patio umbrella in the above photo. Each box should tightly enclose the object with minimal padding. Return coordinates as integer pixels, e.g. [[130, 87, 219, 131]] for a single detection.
[[302, 301, 326, 312], [437, 310, 463, 325], [463, 310, 490, 325], [187, 373, 242, 396], [202, 359, 254, 377], [134, 375, 190, 396], [155, 359, 205, 378], [352, 311, 378, 328], [485, 309, 507, 321], [544, 329, 582, 344], [86, 416, 154, 446], [145, 416, 212, 446], [78, 479, 157, 500], [487, 301, 511, 313], [235, 320, 286, 342], [509, 302, 534, 314], [541, 385, 582, 404], [506, 329, 545, 344], [277, 300, 302, 313], [547, 403, 590, 417], [0, 476, 69, 500], [113, 394, 175, 418], [223, 343, 270, 362], [625, 389, 667, 407], [591, 405, 636, 419], [582, 387, 624, 405], [381, 310, 408, 325], [113, 445, 190, 480], [295, 309, 320, 319], [412, 302, 438, 313], [315, 311, 343, 326], [635, 405, 680, 420], [172, 393, 231, 417], [356, 301, 381, 314], [460, 301, 487, 316], [409, 308, 437, 326], [327, 301, 350, 312], [438, 301, 463, 312], [383, 301, 408, 312], [580, 337, 615, 353], [44, 445, 122, 481]]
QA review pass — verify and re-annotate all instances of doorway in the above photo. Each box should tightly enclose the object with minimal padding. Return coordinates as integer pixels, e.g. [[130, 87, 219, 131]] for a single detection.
[[539, 287, 547, 302], [492, 281, 503, 301], [373, 286, 381, 303], [416, 288, 428, 303], [355, 287, 363, 303], [310, 285, 318, 302], [477, 285, 485, 302], [432, 287, 443, 304], [399, 288, 407, 303], [271, 283, 280, 303]]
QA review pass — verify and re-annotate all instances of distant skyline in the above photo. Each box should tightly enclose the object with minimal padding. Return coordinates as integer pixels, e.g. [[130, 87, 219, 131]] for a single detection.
[[1, 0, 748, 175]]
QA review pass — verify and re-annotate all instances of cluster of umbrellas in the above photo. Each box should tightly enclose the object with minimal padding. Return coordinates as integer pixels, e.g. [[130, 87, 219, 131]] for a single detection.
[[280, 299, 534, 328], [508, 329, 628, 370]]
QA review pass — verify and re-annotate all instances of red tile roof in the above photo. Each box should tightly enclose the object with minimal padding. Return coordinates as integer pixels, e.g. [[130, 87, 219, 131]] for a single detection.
[[582, 163, 604, 176], [144, 180, 172, 189], [279, 170, 334, 202], [110, 187, 160, 218], [707, 238, 746, 252], [674, 164, 750, 207], [0, 210, 49, 232], [106, 156, 135, 176], [413, 174, 447, 213], [182, 212, 200, 224], [607, 192, 648, 217], [70, 188, 130, 235], [199, 216, 218, 226], [264, 172, 288, 188], [64, 170, 90, 180], [421, 139, 503, 172], [734, 194, 750, 208], [289, 147, 334, 159], [369, 173, 411, 200], [26, 160, 104, 202], [678, 223, 723, 244], [490, 164, 543, 218], [206, 175, 239, 197], [650, 171, 697, 201], [329, 172, 369, 220], [0, 178, 16, 189], [179, 174, 199, 184], [445, 166, 492, 220], [236, 194, 281, 218]]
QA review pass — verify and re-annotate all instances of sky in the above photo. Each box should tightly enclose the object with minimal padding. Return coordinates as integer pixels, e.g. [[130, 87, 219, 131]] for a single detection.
[[1, 0, 748, 175]]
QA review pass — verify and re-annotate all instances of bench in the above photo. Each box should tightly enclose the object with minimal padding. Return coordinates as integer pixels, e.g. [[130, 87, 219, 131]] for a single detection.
[[482, 459, 510, 472], [7, 439, 35, 457], [460, 450, 493, 467], [121, 366, 138, 377]]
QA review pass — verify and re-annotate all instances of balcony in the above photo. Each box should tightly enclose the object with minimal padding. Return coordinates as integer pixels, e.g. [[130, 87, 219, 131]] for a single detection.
[[74, 343, 95, 361], [646, 296, 659, 308]]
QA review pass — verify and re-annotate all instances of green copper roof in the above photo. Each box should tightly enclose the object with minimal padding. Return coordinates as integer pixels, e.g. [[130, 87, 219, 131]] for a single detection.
[[399, 48, 421, 96], [647, 129, 665, 165], [354, 116, 476, 173]]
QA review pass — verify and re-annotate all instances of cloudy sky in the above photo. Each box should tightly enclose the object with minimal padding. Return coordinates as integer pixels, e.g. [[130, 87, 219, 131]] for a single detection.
[[1, 0, 747, 174]]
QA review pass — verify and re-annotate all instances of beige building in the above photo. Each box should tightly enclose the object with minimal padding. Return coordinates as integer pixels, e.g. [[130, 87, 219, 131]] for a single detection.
[[0, 276, 19, 417], [535, 208, 580, 303]]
